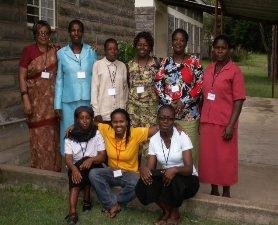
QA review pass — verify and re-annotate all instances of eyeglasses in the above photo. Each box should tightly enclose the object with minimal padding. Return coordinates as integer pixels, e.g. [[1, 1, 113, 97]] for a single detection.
[[37, 31, 50, 37], [158, 116, 175, 121]]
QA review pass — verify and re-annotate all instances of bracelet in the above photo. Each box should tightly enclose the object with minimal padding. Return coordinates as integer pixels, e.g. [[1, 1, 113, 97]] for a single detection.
[[20, 91, 28, 97]]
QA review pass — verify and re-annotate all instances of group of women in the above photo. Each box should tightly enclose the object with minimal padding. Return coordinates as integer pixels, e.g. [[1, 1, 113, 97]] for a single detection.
[[19, 19, 245, 225]]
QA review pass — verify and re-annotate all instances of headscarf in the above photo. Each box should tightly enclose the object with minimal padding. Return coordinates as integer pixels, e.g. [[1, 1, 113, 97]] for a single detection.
[[67, 106, 97, 142]]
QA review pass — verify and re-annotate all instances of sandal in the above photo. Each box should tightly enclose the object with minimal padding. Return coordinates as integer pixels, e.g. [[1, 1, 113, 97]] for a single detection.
[[108, 203, 121, 219], [166, 217, 181, 225], [154, 220, 167, 225], [82, 201, 92, 212], [65, 213, 78, 225]]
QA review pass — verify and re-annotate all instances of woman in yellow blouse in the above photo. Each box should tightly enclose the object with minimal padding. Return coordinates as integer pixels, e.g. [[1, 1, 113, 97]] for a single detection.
[[89, 108, 160, 218]]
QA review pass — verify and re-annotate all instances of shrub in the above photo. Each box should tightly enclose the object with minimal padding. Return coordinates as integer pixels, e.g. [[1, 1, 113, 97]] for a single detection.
[[230, 46, 250, 62], [118, 41, 136, 63]]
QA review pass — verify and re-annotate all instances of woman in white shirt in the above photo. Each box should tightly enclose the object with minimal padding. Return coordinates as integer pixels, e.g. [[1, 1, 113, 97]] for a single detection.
[[135, 105, 199, 225], [64, 106, 106, 225]]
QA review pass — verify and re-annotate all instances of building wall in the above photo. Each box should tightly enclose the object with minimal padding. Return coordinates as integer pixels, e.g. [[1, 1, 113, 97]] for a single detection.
[[0, 0, 135, 118], [135, 7, 155, 35]]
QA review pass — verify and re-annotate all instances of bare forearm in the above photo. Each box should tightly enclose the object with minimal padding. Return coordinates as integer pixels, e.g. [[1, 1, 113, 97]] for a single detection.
[[228, 100, 244, 128], [19, 68, 28, 92], [91, 151, 106, 164], [174, 165, 193, 176], [65, 155, 78, 171], [148, 125, 159, 138]]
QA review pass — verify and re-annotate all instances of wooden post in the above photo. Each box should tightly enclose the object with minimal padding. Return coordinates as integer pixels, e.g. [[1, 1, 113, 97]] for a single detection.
[[214, 0, 219, 37], [221, 8, 223, 34], [271, 25, 278, 98]]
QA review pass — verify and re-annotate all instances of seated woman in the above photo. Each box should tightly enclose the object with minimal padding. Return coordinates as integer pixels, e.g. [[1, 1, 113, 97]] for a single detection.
[[65, 106, 106, 225], [89, 108, 160, 218], [135, 105, 199, 225]]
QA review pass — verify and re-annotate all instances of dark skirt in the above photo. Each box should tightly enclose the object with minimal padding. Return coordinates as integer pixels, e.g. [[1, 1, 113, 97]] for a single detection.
[[135, 173, 199, 207], [68, 157, 103, 190]]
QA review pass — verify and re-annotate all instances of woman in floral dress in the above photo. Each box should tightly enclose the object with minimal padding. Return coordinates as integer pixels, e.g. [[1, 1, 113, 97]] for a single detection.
[[127, 31, 160, 156], [154, 28, 203, 167]]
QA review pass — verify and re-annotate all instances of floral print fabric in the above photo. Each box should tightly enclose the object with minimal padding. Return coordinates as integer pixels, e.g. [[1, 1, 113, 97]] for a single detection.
[[127, 58, 159, 127], [154, 55, 203, 121]]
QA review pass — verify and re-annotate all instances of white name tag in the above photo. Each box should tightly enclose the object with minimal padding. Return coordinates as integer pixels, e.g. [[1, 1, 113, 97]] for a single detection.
[[207, 92, 216, 101], [77, 71, 86, 79], [113, 169, 122, 177], [108, 88, 116, 96], [136, 86, 145, 94], [171, 85, 179, 92], [41, 71, 50, 79]]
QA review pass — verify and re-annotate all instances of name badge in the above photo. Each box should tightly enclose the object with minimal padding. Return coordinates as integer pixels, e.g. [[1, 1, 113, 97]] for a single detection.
[[171, 85, 179, 92], [41, 71, 50, 79], [77, 71, 86, 79], [207, 92, 216, 101], [136, 86, 144, 94], [108, 88, 116, 96], [113, 169, 122, 178]]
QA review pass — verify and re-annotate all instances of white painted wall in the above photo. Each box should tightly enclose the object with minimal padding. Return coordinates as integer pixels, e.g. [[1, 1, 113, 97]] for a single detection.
[[135, 0, 154, 7]]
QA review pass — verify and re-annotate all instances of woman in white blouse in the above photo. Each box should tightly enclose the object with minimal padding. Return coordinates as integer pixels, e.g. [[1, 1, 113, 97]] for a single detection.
[[135, 105, 199, 225], [64, 106, 106, 225]]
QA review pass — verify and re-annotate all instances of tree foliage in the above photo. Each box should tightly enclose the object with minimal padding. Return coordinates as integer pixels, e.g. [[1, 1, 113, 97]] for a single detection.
[[203, 13, 272, 53]]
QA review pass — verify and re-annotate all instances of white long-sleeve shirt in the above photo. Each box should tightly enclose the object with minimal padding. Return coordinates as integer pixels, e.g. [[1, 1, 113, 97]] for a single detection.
[[91, 57, 128, 121]]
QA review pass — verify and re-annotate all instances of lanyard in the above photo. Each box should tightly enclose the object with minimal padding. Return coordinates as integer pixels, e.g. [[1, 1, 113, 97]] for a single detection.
[[43, 49, 48, 72], [107, 64, 117, 88], [115, 139, 123, 168], [211, 65, 220, 88], [79, 142, 88, 157], [160, 137, 171, 167]]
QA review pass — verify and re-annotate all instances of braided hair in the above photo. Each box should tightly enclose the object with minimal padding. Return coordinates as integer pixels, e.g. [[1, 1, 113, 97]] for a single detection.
[[110, 108, 131, 145]]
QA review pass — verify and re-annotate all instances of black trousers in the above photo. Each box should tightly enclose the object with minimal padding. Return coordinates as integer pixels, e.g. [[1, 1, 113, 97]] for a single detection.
[[135, 174, 199, 207], [68, 157, 102, 190]]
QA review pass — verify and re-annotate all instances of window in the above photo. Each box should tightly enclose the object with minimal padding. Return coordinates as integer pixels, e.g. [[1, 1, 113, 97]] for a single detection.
[[174, 18, 179, 29], [27, 0, 56, 29]]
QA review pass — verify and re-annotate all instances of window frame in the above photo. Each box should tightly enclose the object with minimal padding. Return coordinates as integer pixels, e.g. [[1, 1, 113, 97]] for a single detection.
[[27, 0, 56, 29]]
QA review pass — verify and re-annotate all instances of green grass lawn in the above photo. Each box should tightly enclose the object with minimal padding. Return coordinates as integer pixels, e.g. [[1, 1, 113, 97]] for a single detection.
[[0, 185, 237, 225], [202, 54, 278, 98]]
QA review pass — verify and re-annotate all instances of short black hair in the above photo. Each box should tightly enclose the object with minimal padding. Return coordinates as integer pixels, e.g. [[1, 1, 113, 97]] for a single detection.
[[104, 38, 118, 51], [32, 20, 51, 39], [133, 31, 154, 52], [172, 28, 189, 42], [68, 19, 84, 33], [158, 105, 176, 117], [212, 34, 231, 48]]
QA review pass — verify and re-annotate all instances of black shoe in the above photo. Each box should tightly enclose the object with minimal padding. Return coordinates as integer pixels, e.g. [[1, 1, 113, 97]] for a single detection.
[[65, 213, 78, 225], [82, 201, 92, 212]]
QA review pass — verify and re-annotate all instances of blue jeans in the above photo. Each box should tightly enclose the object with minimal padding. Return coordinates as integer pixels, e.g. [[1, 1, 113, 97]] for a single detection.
[[89, 167, 139, 209]]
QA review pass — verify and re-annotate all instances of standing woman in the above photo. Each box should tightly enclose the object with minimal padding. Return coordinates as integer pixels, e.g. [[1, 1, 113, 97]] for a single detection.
[[154, 28, 203, 167], [199, 34, 246, 197], [19, 20, 61, 171], [54, 19, 97, 155], [127, 31, 159, 130]]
